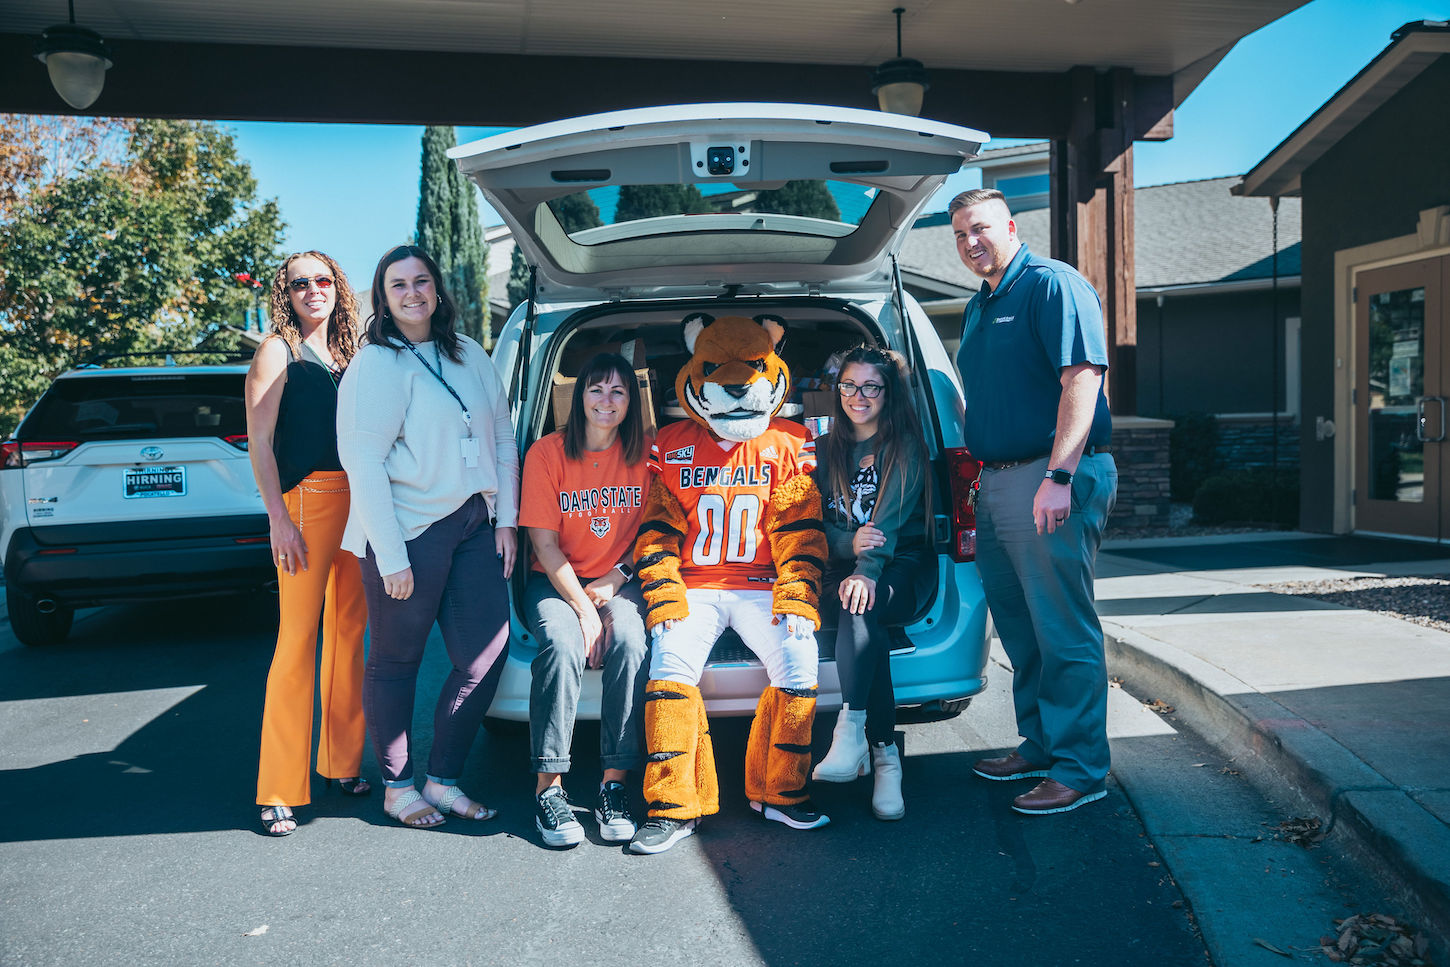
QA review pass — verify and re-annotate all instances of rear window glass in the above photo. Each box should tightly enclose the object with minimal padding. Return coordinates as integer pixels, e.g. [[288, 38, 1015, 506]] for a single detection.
[[20, 373, 247, 441], [546, 179, 877, 241]]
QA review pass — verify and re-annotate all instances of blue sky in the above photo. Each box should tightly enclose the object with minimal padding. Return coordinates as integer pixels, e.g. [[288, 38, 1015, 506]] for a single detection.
[[228, 0, 1446, 288]]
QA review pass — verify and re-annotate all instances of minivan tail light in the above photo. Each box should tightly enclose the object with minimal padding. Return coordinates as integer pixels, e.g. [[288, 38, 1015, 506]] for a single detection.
[[944, 447, 981, 562], [1, 440, 79, 468], [223, 434, 249, 451]]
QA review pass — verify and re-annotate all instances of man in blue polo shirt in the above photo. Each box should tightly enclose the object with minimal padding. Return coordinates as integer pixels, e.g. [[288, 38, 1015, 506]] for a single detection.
[[949, 188, 1119, 815]]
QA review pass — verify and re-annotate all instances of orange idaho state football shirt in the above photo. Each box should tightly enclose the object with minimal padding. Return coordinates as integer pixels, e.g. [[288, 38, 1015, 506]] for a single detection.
[[648, 418, 817, 590], [519, 431, 650, 580]]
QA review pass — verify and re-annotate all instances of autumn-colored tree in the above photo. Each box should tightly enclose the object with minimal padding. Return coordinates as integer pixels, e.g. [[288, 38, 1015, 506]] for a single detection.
[[0, 116, 285, 434]]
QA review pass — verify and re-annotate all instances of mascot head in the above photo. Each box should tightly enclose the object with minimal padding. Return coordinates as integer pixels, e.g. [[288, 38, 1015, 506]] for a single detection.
[[676, 312, 791, 443]]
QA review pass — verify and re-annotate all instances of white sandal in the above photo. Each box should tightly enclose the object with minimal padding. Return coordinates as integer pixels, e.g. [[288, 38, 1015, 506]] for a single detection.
[[425, 784, 496, 821], [385, 788, 445, 829]]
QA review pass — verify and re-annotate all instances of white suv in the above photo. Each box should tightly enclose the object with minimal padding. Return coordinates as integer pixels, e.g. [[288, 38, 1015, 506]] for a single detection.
[[451, 104, 993, 722], [1, 355, 271, 645]]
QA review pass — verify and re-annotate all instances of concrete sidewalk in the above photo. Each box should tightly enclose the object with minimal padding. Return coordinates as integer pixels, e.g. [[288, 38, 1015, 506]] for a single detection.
[[1095, 532, 1450, 955]]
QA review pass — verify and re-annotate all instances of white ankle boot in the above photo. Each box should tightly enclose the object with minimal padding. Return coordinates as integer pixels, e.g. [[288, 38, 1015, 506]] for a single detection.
[[870, 740, 905, 820], [812, 706, 869, 782]]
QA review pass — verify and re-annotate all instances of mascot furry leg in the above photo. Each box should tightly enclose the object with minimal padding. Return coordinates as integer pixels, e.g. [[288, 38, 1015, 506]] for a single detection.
[[745, 687, 818, 821], [640, 679, 718, 822]]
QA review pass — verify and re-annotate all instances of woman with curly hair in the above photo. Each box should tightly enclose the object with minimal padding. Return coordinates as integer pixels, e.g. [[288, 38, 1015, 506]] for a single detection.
[[246, 251, 370, 836]]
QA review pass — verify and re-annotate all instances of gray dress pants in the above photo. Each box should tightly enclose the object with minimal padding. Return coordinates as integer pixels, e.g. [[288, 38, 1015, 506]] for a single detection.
[[524, 572, 649, 775], [975, 453, 1117, 793]]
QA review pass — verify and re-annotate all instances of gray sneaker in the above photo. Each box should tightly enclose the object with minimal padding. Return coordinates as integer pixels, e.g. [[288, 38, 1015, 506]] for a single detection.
[[594, 781, 637, 842], [627, 816, 698, 854], [535, 786, 584, 848]]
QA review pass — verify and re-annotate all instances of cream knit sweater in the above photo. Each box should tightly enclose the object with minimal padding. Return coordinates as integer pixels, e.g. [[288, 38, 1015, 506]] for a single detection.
[[336, 335, 519, 576]]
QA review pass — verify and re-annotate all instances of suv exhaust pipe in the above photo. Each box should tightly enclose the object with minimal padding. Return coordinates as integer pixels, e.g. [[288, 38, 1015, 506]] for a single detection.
[[36, 598, 59, 615]]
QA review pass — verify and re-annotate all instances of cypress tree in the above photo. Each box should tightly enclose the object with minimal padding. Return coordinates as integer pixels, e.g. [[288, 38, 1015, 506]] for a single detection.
[[415, 125, 491, 346]]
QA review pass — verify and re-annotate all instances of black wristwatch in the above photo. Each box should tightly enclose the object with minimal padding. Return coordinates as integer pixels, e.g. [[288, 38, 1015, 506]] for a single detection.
[[613, 561, 635, 580], [1045, 468, 1074, 486]]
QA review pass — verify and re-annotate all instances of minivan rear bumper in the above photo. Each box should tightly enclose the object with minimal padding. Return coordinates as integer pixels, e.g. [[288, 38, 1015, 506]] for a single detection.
[[4, 516, 274, 607]]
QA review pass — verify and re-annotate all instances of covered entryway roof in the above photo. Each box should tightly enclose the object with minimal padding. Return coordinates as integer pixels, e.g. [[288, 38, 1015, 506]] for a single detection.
[[0, 0, 1304, 135]]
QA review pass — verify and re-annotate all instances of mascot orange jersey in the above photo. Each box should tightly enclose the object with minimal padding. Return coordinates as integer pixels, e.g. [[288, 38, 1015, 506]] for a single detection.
[[647, 421, 816, 590], [635, 313, 826, 628]]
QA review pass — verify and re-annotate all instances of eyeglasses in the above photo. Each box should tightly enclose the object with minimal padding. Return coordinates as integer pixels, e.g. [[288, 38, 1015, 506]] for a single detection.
[[838, 381, 885, 398], [288, 276, 334, 292]]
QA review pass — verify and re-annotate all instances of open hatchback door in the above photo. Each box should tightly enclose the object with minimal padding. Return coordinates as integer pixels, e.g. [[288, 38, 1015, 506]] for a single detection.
[[450, 103, 988, 303]]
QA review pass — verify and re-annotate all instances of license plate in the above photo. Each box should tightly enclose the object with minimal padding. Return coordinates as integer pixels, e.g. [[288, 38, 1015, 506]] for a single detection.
[[124, 465, 187, 499]]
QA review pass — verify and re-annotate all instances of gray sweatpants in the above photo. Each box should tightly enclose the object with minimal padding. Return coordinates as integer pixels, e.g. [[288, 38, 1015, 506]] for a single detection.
[[975, 453, 1118, 794], [523, 572, 649, 775]]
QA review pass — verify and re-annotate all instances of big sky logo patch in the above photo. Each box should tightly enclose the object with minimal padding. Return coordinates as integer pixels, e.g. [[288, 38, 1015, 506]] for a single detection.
[[664, 445, 695, 464]]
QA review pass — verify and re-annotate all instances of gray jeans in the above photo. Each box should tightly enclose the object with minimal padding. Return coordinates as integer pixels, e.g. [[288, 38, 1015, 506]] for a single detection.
[[524, 572, 649, 775]]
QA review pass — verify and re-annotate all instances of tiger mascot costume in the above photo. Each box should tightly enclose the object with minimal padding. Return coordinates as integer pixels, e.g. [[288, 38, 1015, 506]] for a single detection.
[[627, 312, 829, 854]]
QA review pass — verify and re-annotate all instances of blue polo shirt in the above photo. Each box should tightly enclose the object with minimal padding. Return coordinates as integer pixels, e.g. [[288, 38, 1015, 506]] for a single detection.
[[955, 244, 1113, 463]]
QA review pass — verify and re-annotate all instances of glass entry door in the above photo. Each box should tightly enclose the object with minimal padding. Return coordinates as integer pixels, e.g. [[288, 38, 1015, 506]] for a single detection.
[[1355, 257, 1448, 539]]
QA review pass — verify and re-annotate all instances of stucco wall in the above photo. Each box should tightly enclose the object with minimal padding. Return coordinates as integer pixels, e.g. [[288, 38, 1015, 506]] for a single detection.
[[1298, 55, 1450, 532]]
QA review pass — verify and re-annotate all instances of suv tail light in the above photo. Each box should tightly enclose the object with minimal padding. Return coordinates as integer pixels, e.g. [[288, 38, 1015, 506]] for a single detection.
[[223, 434, 249, 451], [1, 440, 80, 468], [944, 447, 981, 562]]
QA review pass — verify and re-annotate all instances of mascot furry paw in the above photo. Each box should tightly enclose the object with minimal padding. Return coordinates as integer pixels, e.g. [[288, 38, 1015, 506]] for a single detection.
[[630, 313, 830, 848]]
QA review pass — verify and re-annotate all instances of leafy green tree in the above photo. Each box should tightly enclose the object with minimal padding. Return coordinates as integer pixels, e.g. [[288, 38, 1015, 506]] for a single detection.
[[753, 180, 841, 220], [415, 125, 491, 347], [615, 184, 710, 222], [0, 117, 284, 434], [508, 191, 603, 308]]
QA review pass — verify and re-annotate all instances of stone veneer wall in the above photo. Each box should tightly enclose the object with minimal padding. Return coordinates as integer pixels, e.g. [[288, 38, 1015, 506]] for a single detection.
[[1214, 416, 1302, 471], [1108, 416, 1173, 531]]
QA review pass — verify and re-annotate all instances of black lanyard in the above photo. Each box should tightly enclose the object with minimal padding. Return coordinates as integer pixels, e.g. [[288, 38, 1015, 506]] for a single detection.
[[399, 335, 473, 434]]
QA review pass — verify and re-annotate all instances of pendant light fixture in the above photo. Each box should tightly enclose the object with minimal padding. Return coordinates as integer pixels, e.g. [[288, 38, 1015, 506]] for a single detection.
[[871, 7, 930, 116], [35, 0, 113, 110]]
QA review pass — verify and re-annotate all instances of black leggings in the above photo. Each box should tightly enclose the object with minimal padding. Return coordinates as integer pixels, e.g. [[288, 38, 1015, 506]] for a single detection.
[[820, 547, 937, 744]]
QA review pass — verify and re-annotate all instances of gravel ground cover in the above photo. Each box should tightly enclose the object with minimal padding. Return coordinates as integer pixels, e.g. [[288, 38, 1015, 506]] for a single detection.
[[1253, 574, 1450, 635]]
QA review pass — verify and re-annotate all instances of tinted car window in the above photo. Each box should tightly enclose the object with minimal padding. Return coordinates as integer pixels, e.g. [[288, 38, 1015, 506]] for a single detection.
[[20, 373, 247, 441]]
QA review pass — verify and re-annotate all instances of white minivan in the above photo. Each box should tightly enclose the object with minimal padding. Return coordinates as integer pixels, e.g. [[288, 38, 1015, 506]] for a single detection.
[[451, 104, 991, 723]]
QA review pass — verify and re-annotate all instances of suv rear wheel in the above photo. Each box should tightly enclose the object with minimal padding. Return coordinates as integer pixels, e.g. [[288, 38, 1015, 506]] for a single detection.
[[5, 580, 75, 646]]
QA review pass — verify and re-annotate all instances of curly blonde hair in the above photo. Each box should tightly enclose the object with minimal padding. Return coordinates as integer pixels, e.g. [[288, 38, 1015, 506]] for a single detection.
[[267, 251, 361, 366]]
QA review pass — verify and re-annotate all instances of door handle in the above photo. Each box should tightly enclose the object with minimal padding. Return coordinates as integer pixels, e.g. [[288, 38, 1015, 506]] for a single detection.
[[1420, 396, 1447, 443]]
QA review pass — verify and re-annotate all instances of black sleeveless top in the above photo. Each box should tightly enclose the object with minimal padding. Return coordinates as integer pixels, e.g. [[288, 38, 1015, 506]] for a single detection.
[[272, 341, 344, 493]]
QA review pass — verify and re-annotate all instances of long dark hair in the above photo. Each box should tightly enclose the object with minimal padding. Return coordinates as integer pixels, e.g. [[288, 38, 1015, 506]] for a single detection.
[[364, 244, 463, 362], [564, 352, 645, 465], [267, 250, 360, 366], [821, 345, 932, 537]]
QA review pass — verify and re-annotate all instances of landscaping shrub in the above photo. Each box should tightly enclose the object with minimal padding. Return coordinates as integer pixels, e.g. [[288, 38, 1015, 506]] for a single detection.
[[1169, 412, 1221, 501], [1192, 467, 1300, 527]]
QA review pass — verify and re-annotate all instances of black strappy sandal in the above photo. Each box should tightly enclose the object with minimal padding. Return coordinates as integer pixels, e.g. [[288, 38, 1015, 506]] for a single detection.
[[327, 777, 372, 797], [260, 805, 296, 837]]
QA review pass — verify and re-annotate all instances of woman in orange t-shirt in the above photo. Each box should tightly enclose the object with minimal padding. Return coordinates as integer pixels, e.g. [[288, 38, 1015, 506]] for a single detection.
[[518, 352, 652, 849]]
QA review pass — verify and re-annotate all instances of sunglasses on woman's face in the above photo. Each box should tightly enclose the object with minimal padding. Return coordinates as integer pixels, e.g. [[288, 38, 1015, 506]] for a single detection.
[[838, 381, 885, 398], [288, 275, 335, 292]]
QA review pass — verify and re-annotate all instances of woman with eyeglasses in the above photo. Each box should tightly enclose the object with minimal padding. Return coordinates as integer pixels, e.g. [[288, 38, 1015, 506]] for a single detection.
[[809, 345, 935, 820], [336, 244, 519, 829], [247, 251, 370, 837]]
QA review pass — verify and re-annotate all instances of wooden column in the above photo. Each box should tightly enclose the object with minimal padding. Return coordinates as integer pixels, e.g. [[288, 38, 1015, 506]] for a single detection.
[[1050, 67, 1139, 415]]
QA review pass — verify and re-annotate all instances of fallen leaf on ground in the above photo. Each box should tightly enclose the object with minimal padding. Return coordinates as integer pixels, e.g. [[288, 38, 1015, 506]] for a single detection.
[[1320, 911, 1433, 966], [1145, 699, 1174, 714], [1269, 816, 1327, 847], [1252, 938, 1293, 957]]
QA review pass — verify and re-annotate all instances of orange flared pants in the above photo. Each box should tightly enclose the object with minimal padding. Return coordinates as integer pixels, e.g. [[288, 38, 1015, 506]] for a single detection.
[[256, 471, 368, 807]]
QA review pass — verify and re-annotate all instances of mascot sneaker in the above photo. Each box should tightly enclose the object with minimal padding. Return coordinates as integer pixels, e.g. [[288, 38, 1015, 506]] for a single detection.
[[595, 781, 637, 842], [750, 800, 830, 830], [535, 786, 584, 848], [628, 817, 699, 854]]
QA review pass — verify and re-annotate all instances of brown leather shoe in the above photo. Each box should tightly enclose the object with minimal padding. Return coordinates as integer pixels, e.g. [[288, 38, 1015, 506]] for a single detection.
[[972, 752, 1049, 781], [1011, 779, 1107, 815]]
